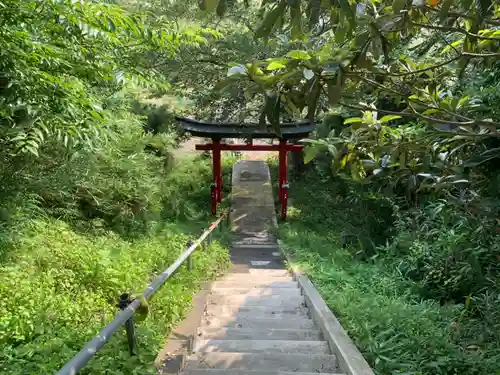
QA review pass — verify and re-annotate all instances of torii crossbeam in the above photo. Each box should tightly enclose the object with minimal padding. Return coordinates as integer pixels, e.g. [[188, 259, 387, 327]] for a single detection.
[[175, 116, 315, 220]]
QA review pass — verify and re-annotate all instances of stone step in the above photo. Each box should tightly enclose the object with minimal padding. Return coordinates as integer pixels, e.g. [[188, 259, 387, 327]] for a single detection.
[[215, 276, 294, 286], [183, 370, 342, 375], [201, 316, 315, 330], [207, 294, 303, 308], [210, 287, 301, 297], [204, 310, 309, 321], [185, 352, 338, 372], [204, 304, 308, 317], [220, 269, 291, 278], [211, 281, 298, 289], [194, 339, 330, 354], [232, 235, 276, 241], [231, 244, 279, 250], [199, 327, 322, 341], [232, 241, 277, 246]]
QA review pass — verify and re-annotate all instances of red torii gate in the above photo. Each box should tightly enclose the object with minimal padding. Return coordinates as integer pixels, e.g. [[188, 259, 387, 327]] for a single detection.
[[175, 116, 315, 220]]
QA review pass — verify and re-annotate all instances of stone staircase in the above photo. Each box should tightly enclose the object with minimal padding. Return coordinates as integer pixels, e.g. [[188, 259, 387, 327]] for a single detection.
[[178, 160, 343, 375]]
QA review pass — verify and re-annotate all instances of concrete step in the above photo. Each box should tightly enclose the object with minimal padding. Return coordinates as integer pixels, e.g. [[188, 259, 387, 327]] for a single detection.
[[204, 304, 308, 317], [199, 327, 322, 341], [194, 339, 330, 354], [232, 238, 278, 245], [183, 370, 342, 375], [201, 316, 315, 330], [204, 311, 309, 321], [231, 244, 279, 250], [214, 278, 295, 287], [207, 294, 303, 308], [185, 352, 338, 372], [220, 269, 291, 278], [210, 287, 301, 297], [211, 281, 298, 289], [232, 241, 277, 247]]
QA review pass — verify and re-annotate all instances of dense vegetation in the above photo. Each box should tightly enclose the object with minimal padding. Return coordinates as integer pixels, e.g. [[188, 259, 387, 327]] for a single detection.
[[1, 0, 499, 374], [0, 1, 232, 373]]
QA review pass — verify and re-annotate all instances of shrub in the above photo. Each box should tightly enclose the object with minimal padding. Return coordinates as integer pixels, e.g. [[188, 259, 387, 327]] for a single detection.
[[0, 219, 229, 374]]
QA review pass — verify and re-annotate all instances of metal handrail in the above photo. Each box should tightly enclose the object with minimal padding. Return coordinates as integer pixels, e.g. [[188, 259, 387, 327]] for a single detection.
[[56, 213, 228, 375]]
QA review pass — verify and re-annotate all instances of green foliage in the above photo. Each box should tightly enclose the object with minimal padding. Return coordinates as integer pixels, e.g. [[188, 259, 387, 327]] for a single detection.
[[278, 168, 500, 375], [0, 219, 229, 374], [0, 0, 213, 157], [382, 201, 500, 303]]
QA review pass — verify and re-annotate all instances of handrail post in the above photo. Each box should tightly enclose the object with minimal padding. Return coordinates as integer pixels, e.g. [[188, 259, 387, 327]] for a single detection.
[[118, 293, 136, 356], [187, 240, 194, 270]]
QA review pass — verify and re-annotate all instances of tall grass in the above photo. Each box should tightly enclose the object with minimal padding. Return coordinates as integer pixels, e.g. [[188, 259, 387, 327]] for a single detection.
[[277, 167, 500, 375], [0, 111, 234, 374]]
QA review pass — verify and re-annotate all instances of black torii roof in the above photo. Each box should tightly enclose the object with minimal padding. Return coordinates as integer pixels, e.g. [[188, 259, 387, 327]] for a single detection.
[[175, 116, 315, 140]]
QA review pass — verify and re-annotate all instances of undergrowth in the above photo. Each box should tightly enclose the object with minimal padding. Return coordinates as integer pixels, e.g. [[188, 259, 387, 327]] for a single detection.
[[0, 114, 234, 373], [277, 167, 500, 375], [0, 220, 229, 374]]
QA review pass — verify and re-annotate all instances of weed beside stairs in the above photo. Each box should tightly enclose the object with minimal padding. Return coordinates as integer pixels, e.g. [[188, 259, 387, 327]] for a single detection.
[[278, 169, 500, 375], [0, 153, 232, 375]]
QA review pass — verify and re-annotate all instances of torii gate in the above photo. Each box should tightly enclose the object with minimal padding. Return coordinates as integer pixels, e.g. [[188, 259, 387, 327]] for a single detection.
[[175, 116, 315, 220]]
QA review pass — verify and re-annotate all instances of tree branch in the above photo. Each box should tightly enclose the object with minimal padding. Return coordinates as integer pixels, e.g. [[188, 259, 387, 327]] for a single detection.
[[412, 22, 500, 41], [348, 56, 461, 77], [424, 6, 500, 27], [462, 52, 500, 58], [340, 101, 494, 129]]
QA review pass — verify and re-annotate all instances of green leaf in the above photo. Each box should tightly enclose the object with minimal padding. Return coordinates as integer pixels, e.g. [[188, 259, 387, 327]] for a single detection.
[[199, 0, 218, 11], [306, 76, 321, 121], [344, 117, 363, 124], [267, 61, 287, 70], [423, 108, 440, 115], [335, 27, 347, 44], [290, 0, 302, 40], [255, 0, 287, 39], [338, 0, 355, 29], [307, 0, 320, 31], [304, 145, 319, 164], [379, 115, 402, 123], [286, 50, 311, 60], [327, 81, 342, 106], [439, 0, 453, 21], [393, 0, 406, 13], [216, 0, 227, 16]]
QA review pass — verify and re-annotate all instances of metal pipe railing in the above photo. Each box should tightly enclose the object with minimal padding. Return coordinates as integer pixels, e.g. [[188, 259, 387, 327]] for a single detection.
[[56, 213, 227, 375]]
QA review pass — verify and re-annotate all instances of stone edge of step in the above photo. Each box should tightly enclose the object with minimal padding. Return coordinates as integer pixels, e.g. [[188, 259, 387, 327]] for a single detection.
[[278, 240, 375, 375], [184, 351, 339, 371], [183, 370, 345, 375], [193, 339, 330, 354]]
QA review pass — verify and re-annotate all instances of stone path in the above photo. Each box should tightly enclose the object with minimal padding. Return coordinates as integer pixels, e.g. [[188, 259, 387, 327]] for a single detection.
[[178, 160, 342, 375]]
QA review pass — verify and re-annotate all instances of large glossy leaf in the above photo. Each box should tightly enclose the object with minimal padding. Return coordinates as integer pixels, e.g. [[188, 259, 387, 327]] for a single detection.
[[290, 0, 302, 40], [327, 79, 342, 106], [379, 115, 402, 123], [255, 0, 287, 39], [393, 0, 406, 14], [287, 50, 311, 60], [304, 144, 320, 164], [338, 0, 355, 29]]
